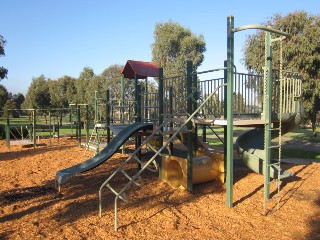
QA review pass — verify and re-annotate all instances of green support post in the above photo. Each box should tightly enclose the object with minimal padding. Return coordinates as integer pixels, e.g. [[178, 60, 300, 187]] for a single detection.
[[95, 91, 99, 124], [70, 106, 73, 138], [186, 60, 194, 192], [77, 104, 81, 147], [158, 68, 164, 179], [136, 84, 142, 169], [33, 109, 36, 149], [5, 112, 10, 149], [94, 91, 99, 151], [106, 90, 111, 143], [223, 60, 228, 183], [226, 16, 235, 207], [169, 87, 173, 154], [192, 69, 198, 152], [85, 104, 89, 147], [264, 32, 273, 200], [49, 110, 52, 146], [121, 75, 125, 123], [144, 77, 148, 121]]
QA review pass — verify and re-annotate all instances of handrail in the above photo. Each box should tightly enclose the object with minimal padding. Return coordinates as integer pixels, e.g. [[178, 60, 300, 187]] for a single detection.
[[232, 24, 290, 37]]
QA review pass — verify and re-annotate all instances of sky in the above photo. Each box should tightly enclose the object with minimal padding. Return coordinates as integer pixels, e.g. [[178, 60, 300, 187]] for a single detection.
[[0, 0, 319, 95]]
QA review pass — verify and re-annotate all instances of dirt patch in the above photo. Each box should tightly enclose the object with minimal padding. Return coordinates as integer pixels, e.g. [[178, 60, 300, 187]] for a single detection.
[[1, 138, 319, 239]]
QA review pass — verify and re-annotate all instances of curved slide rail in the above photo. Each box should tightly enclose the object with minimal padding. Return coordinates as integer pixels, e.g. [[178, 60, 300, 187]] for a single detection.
[[55, 122, 153, 188], [236, 106, 303, 179]]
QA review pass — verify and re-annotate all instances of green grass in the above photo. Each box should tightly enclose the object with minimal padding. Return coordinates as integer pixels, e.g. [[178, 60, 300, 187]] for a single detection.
[[272, 148, 320, 160], [284, 126, 320, 142]]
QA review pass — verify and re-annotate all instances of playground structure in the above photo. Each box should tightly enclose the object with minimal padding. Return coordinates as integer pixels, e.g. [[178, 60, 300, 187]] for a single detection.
[[55, 16, 303, 231], [4, 106, 88, 149]]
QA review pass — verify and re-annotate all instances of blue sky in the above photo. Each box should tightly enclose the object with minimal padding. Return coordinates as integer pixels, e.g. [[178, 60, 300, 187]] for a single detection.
[[0, 1, 318, 95]]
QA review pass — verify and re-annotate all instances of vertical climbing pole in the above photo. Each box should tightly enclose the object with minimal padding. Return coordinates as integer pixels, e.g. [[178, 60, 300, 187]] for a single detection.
[[135, 75, 142, 169], [5, 111, 10, 149], [186, 60, 194, 192], [77, 104, 81, 147], [121, 74, 125, 123], [94, 91, 99, 124], [32, 109, 36, 149], [226, 16, 235, 207], [192, 67, 198, 152], [144, 77, 148, 121], [169, 87, 174, 154], [158, 68, 164, 179], [94, 91, 99, 152], [223, 60, 228, 183], [106, 90, 111, 143], [263, 32, 273, 202], [85, 104, 89, 147]]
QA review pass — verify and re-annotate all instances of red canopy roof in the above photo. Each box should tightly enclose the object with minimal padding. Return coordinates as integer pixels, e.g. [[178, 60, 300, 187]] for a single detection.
[[121, 60, 159, 79]]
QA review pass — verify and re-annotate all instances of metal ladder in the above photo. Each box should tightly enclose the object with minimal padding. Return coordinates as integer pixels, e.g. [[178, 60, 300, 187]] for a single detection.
[[85, 123, 106, 155], [99, 83, 226, 231], [263, 34, 284, 214]]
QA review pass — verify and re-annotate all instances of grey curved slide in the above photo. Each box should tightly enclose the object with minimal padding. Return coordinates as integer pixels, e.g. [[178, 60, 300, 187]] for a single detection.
[[236, 104, 303, 179], [56, 122, 153, 186]]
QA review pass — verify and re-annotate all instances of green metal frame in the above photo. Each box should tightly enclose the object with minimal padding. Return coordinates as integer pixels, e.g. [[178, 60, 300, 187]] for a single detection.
[[226, 16, 290, 208]]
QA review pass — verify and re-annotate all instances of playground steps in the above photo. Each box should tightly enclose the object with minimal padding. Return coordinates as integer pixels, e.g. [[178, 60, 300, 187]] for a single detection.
[[85, 123, 108, 154]]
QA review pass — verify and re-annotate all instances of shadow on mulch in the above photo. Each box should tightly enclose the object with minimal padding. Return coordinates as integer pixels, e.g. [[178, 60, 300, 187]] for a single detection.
[[0, 144, 78, 162]]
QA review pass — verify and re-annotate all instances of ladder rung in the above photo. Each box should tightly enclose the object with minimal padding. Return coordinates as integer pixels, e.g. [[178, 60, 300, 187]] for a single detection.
[[106, 184, 128, 203], [268, 145, 281, 149], [268, 128, 280, 131], [120, 170, 142, 187]]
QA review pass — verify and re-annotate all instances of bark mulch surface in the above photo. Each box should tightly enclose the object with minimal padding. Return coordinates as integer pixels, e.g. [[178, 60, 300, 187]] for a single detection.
[[1, 138, 319, 239]]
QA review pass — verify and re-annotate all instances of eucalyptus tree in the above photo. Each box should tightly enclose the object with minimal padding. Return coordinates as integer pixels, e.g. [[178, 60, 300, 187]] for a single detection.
[[0, 35, 8, 80], [152, 21, 206, 77], [242, 11, 320, 136]]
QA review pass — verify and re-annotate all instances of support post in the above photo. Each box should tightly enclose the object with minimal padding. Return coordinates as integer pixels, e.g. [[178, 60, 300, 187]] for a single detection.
[[264, 32, 273, 200], [121, 74, 125, 123], [85, 104, 89, 147], [223, 60, 228, 183], [144, 77, 148, 121], [5, 111, 10, 149], [186, 60, 194, 192], [106, 90, 111, 143], [226, 16, 235, 207], [95, 91, 99, 124], [192, 69, 198, 152], [158, 68, 164, 179], [169, 87, 173, 154], [136, 84, 142, 169], [49, 110, 52, 146], [77, 104, 81, 147], [33, 109, 36, 149]]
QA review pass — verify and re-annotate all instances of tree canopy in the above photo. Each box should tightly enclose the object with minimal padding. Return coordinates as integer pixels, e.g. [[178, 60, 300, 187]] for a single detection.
[[0, 84, 9, 111], [0, 35, 8, 80], [152, 21, 206, 77], [23, 75, 51, 109], [242, 11, 320, 135]]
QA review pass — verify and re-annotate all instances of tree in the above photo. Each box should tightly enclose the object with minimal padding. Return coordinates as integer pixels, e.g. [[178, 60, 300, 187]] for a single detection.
[[0, 35, 8, 80], [100, 64, 133, 100], [12, 93, 25, 109], [3, 99, 17, 117], [48, 76, 76, 108], [242, 11, 320, 136], [0, 84, 9, 113], [152, 21, 206, 77], [74, 67, 95, 104], [23, 75, 51, 109]]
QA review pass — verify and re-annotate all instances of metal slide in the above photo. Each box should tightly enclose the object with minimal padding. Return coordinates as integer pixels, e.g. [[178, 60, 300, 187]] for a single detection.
[[236, 107, 303, 179], [55, 122, 153, 187]]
